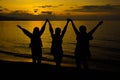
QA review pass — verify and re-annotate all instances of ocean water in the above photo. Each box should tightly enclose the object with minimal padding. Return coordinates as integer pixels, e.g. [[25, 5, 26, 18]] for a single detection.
[[0, 20, 120, 71]]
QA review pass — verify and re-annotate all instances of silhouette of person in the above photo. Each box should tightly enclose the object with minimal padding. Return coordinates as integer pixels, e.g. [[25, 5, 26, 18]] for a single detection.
[[17, 19, 48, 64], [47, 19, 70, 67], [69, 19, 103, 70]]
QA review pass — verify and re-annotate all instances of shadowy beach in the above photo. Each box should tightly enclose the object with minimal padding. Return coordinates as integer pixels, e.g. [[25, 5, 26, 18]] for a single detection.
[[0, 60, 119, 80], [0, 50, 120, 80]]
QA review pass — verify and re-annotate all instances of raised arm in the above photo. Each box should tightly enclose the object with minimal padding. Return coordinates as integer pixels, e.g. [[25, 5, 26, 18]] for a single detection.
[[88, 20, 103, 36], [61, 19, 70, 38], [48, 19, 54, 38], [17, 25, 32, 38], [69, 19, 79, 35], [39, 19, 48, 35]]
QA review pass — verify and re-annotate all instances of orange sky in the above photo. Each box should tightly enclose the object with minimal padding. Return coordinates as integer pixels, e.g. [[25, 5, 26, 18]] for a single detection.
[[0, 0, 120, 20]]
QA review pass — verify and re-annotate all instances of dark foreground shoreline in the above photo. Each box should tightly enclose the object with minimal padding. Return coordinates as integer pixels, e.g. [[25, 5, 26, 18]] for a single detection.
[[0, 60, 119, 80]]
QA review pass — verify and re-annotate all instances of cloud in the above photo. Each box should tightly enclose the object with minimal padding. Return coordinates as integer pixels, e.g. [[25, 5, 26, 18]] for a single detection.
[[65, 4, 120, 12], [0, 10, 3, 12], [37, 4, 63, 8], [58, 4, 63, 6], [64, 4, 120, 20], [0, 6, 9, 13], [8, 10, 31, 15], [34, 9, 39, 13], [41, 11, 52, 15]]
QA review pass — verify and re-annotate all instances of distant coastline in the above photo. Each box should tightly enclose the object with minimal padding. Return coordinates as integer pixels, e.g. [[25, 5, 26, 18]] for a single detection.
[[0, 15, 120, 21]]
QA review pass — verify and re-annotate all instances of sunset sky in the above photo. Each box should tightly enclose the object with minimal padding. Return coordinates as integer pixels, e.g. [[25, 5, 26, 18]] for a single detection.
[[0, 0, 120, 20]]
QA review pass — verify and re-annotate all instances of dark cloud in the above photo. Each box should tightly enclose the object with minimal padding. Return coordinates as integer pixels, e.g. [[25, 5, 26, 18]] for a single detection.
[[0, 10, 3, 12], [9, 10, 31, 15], [59, 4, 64, 6], [37, 4, 63, 8], [65, 4, 120, 12], [34, 9, 39, 13], [38, 5, 54, 8], [0, 6, 9, 13], [0, 6, 2, 12], [41, 11, 52, 15], [4, 8, 9, 11]]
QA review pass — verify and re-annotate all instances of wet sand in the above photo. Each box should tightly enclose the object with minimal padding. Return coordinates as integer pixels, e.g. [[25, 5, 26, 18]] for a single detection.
[[0, 60, 119, 80]]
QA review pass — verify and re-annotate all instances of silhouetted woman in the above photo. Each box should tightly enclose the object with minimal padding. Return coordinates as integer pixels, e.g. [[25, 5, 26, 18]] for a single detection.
[[69, 19, 103, 70], [17, 19, 47, 64], [47, 19, 70, 67]]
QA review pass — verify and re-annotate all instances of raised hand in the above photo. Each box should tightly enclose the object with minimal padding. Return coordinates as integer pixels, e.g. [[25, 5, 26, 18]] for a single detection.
[[67, 18, 72, 22], [46, 19, 49, 22], [88, 20, 103, 35], [17, 25, 23, 29], [98, 20, 103, 26], [67, 18, 71, 21]]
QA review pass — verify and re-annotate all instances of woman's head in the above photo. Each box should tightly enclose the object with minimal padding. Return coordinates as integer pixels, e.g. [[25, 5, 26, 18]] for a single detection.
[[55, 27, 61, 34], [79, 25, 86, 33], [33, 27, 39, 34]]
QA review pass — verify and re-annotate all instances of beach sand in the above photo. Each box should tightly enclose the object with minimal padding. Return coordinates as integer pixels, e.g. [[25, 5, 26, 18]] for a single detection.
[[0, 60, 119, 80], [0, 50, 120, 80]]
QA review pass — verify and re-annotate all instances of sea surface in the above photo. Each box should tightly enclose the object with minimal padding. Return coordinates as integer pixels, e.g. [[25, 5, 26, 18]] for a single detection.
[[0, 20, 120, 72]]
